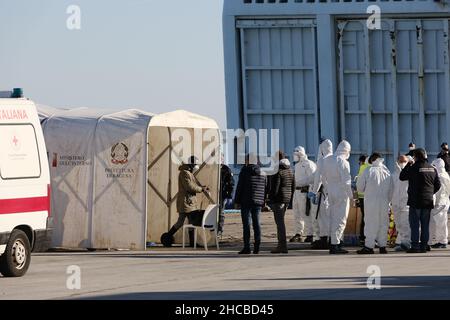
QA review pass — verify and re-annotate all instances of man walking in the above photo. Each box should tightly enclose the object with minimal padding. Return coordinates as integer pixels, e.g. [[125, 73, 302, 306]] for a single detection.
[[400, 148, 441, 253]]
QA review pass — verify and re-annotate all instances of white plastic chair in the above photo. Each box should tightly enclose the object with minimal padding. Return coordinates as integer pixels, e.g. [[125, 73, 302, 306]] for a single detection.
[[182, 205, 220, 251]]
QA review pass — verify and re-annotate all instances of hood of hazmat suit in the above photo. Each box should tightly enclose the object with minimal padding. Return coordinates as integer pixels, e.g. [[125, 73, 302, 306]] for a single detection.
[[317, 139, 333, 161], [293, 146, 308, 163], [294, 146, 317, 188], [335, 140, 351, 160], [312, 140, 333, 193], [432, 158, 450, 206]]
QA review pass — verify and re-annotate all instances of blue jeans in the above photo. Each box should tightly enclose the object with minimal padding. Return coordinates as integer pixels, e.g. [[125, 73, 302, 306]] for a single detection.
[[241, 206, 262, 249], [409, 207, 431, 250]]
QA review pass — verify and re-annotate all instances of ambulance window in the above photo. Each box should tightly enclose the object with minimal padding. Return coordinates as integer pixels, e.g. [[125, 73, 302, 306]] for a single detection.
[[0, 124, 41, 180]]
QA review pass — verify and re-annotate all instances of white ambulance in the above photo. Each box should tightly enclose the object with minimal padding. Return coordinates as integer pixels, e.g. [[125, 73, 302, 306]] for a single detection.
[[0, 93, 52, 277]]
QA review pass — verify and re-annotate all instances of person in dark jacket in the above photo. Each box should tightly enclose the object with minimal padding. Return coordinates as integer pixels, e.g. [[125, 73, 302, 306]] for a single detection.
[[267, 158, 295, 254], [400, 148, 441, 253], [218, 163, 235, 235], [437, 142, 450, 174], [266, 151, 287, 207], [234, 154, 267, 255]]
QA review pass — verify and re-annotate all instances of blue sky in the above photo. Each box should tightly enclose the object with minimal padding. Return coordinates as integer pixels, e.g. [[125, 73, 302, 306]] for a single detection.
[[0, 0, 226, 127]]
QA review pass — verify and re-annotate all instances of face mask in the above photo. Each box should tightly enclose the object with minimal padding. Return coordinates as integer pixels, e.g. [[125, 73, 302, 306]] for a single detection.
[[399, 162, 407, 169], [293, 154, 300, 162]]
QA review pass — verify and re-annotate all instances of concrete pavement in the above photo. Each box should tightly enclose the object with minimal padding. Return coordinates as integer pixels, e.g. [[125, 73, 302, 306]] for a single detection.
[[1, 245, 450, 300]]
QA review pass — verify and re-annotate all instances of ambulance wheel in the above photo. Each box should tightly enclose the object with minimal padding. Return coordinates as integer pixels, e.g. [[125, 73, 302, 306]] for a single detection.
[[0, 230, 31, 277]]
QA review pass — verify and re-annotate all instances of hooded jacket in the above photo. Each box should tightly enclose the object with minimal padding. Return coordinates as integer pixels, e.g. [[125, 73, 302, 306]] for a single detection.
[[312, 139, 333, 193], [177, 164, 204, 214], [399, 159, 441, 209], [432, 158, 450, 207], [268, 159, 295, 204], [235, 164, 267, 208]]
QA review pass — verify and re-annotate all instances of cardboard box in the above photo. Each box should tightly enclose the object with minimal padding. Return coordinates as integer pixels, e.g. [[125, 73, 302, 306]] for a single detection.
[[344, 206, 363, 236]]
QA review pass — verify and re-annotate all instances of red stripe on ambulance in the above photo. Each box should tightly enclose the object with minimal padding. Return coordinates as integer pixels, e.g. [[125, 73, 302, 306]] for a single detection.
[[0, 195, 49, 215]]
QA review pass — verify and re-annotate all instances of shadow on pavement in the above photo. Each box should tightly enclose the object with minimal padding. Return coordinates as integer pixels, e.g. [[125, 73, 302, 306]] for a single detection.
[[77, 275, 450, 300]]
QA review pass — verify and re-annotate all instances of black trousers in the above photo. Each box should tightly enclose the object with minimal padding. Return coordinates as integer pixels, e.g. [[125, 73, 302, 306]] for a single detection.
[[172, 210, 204, 230], [359, 198, 365, 241], [270, 203, 288, 246]]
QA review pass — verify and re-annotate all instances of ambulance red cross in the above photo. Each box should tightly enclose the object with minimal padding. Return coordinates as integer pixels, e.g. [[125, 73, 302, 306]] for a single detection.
[[0, 96, 52, 277]]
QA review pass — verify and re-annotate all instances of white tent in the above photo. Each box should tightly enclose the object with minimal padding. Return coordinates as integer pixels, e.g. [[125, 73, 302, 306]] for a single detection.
[[39, 107, 221, 250]]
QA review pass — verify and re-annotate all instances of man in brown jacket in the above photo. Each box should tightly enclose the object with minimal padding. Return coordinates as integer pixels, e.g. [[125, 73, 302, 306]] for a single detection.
[[161, 156, 208, 247]]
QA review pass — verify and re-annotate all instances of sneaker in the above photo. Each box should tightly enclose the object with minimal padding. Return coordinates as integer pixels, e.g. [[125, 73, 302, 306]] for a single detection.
[[406, 248, 421, 254], [289, 234, 302, 243], [238, 248, 251, 255], [394, 245, 404, 252], [379, 247, 388, 254], [357, 247, 374, 255], [304, 236, 314, 243]]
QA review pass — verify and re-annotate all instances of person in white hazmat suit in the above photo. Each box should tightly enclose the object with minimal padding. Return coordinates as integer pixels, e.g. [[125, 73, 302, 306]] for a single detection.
[[391, 155, 411, 252], [356, 153, 393, 254], [316, 140, 353, 254], [429, 158, 450, 249], [309, 139, 334, 250], [290, 146, 317, 243]]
